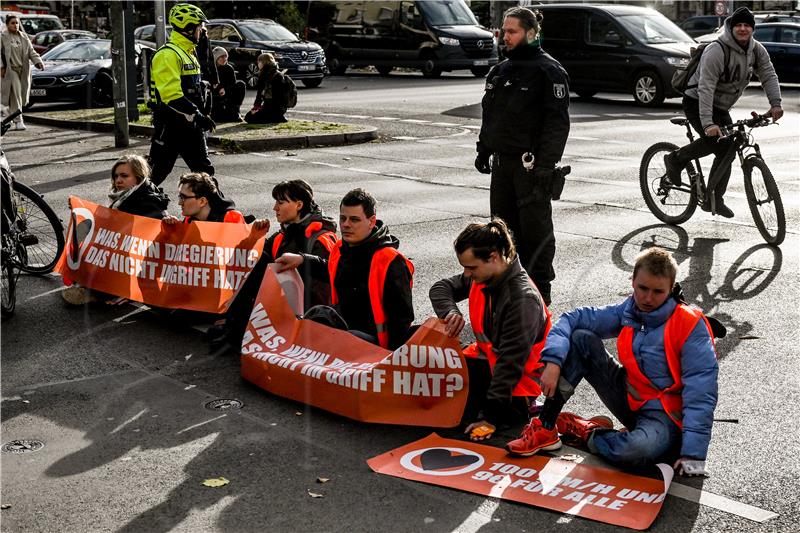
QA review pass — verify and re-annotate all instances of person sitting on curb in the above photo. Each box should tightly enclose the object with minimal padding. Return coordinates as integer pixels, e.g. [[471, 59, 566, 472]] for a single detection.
[[209, 179, 337, 354], [430, 219, 550, 442], [275, 188, 414, 350], [506, 247, 719, 477], [244, 53, 289, 124], [62, 154, 170, 306], [210, 46, 246, 122]]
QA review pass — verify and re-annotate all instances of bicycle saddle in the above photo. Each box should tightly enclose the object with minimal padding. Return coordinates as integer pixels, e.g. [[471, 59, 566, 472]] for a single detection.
[[670, 117, 690, 126]]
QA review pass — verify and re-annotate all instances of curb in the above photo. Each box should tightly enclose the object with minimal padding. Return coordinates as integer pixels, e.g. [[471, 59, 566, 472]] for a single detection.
[[24, 114, 378, 151]]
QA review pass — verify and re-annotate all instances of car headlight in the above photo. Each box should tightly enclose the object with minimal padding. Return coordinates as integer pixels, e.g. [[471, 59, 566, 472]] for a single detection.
[[60, 74, 87, 83], [664, 56, 690, 68], [438, 36, 460, 46]]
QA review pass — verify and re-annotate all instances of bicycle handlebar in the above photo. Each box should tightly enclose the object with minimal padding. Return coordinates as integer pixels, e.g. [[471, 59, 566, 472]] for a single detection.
[[720, 112, 772, 135]]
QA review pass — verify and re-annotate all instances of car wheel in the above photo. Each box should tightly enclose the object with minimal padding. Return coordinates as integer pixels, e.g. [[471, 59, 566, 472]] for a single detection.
[[470, 66, 490, 77], [244, 62, 261, 89], [91, 71, 114, 108], [327, 55, 347, 76], [631, 70, 664, 107], [576, 89, 596, 99], [376, 65, 393, 77], [420, 52, 441, 78], [302, 78, 323, 88]]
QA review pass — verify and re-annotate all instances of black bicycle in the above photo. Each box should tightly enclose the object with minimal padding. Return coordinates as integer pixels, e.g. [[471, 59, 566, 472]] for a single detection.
[[640, 113, 785, 246], [1, 111, 65, 318]]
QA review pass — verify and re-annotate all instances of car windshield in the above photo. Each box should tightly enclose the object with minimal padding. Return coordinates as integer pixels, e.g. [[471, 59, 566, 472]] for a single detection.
[[239, 21, 297, 42], [42, 40, 110, 61], [617, 14, 694, 44], [418, 0, 478, 26]]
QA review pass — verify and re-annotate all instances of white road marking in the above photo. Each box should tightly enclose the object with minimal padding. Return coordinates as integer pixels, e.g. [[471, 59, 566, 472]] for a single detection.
[[26, 286, 67, 300], [110, 408, 147, 434], [400, 119, 430, 124], [451, 475, 511, 533], [112, 306, 150, 323], [669, 481, 778, 523], [176, 413, 228, 434]]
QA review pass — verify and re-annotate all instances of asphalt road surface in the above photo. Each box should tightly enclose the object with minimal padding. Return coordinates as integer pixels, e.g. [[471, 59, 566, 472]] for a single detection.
[[2, 73, 799, 532]]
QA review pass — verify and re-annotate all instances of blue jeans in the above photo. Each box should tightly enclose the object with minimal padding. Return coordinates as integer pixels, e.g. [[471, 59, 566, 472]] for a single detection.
[[558, 329, 681, 467]]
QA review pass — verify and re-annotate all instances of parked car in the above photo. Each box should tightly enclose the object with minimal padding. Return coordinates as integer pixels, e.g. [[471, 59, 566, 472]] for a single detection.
[[30, 39, 149, 108], [206, 18, 326, 88], [535, 4, 693, 106], [0, 11, 63, 35], [760, 12, 800, 23], [680, 15, 724, 38], [31, 30, 96, 54], [305, 0, 499, 78], [753, 22, 800, 83], [133, 23, 172, 47]]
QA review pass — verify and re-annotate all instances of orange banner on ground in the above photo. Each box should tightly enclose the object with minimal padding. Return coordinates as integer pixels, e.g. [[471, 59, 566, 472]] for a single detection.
[[240, 267, 469, 427], [55, 197, 267, 313], [368, 434, 672, 530]]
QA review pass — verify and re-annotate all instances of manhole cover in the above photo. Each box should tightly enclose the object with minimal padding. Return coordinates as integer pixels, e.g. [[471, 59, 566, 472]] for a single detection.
[[2, 439, 44, 454], [205, 399, 244, 411]]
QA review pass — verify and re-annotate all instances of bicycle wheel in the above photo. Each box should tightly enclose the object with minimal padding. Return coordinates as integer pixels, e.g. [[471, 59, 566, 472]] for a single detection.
[[743, 158, 785, 246], [639, 142, 698, 224], [1, 245, 16, 318], [11, 180, 65, 274]]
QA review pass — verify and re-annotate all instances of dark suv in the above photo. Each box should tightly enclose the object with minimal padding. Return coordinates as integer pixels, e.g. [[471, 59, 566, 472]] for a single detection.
[[206, 19, 326, 88], [679, 15, 724, 38]]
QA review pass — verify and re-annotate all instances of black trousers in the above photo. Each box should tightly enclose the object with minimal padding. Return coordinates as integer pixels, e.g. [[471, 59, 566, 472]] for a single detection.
[[490, 153, 555, 304], [211, 81, 246, 122], [462, 357, 530, 428], [674, 96, 735, 198], [148, 112, 215, 187]]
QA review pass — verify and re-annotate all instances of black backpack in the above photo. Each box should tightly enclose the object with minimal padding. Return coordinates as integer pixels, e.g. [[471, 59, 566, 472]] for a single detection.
[[282, 73, 298, 109], [671, 40, 730, 94]]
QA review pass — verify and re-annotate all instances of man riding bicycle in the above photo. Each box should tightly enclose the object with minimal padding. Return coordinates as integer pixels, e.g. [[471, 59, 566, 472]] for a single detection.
[[664, 7, 782, 218]]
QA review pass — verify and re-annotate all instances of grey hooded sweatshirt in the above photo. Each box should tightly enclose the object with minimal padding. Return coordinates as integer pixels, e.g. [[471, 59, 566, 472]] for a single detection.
[[685, 16, 781, 130]]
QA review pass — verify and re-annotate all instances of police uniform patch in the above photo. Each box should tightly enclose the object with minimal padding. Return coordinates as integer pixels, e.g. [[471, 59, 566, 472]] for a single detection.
[[553, 83, 566, 99]]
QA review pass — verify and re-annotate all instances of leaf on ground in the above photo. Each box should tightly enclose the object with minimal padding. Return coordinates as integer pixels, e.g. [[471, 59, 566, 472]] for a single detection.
[[316, 477, 330, 483], [307, 490, 324, 498], [738, 335, 760, 340], [295, 411, 303, 416], [202, 477, 230, 488], [1, 504, 11, 510]]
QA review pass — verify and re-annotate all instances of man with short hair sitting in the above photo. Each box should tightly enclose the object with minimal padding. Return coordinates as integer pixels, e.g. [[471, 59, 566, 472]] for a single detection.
[[506, 247, 718, 476], [163, 172, 247, 224], [276, 188, 414, 350]]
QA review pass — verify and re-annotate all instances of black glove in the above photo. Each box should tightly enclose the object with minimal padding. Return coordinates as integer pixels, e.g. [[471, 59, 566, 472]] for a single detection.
[[475, 152, 491, 174], [194, 112, 216, 132]]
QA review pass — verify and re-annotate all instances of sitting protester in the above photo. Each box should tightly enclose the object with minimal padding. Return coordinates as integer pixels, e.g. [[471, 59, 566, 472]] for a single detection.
[[62, 154, 169, 305], [506, 247, 718, 476], [210, 46, 246, 122], [430, 219, 550, 441], [244, 53, 289, 124], [276, 188, 414, 350], [210, 179, 337, 354], [163, 172, 255, 225]]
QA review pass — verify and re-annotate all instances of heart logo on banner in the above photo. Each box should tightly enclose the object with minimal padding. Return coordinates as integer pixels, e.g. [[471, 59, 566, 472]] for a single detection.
[[419, 448, 480, 471]]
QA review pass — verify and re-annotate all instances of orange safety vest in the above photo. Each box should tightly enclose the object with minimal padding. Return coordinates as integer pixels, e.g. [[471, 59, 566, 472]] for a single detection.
[[617, 304, 716, 429], [328, 242, 414, 349], [183, 210, 245, 224], [271, 221, 338, 259], [463, 279, 552, 397]]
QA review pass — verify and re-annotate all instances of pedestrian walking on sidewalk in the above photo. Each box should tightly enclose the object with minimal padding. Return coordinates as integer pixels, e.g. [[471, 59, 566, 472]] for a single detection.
[[475, 7, 570, 305], [1, 14, 44, 130]]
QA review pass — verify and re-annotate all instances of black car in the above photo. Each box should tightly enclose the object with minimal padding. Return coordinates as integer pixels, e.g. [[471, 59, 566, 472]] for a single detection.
[[679, 15, 724, 38], [753, 22, 800, 83], [31, 30, 97, 54], [133, 24, 172, 47], [30, 39, 150, 108], [206, 18, 326, 88]]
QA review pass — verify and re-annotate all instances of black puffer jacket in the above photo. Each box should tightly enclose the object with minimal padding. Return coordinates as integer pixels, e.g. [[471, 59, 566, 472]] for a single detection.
[[477, 43, 570, 168], [304, 221, 414, 349], [114, 180, 170, 219], [430, 257, 548, 425]]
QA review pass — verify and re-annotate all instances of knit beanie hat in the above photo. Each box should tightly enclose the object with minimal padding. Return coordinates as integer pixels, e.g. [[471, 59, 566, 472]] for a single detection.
[[212, 46, 228, 62], [729, 7, 756, 28]]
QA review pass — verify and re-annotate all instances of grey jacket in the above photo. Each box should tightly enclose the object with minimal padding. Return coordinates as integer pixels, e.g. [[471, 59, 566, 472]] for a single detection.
[[429, 257, 547, 424], [685, 16, 781, 129]]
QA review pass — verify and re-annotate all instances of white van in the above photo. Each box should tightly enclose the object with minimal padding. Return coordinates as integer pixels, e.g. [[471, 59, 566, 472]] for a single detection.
[[0, 12, 64, 35]]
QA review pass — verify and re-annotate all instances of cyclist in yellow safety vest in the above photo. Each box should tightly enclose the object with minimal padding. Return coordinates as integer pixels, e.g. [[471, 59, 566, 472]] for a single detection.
[[148, 3, 215, 187]]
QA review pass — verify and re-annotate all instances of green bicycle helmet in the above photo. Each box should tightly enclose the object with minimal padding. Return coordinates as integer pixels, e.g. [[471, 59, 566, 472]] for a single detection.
[[169, 3, 208, 30]]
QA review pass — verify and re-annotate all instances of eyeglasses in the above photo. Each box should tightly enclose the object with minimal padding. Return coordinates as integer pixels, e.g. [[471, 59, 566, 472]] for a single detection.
[[178, 193, 198, 202]]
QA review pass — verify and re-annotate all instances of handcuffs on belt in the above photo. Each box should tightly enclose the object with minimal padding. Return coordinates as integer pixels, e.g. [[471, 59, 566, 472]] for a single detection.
[[522, 152, 535, 171]]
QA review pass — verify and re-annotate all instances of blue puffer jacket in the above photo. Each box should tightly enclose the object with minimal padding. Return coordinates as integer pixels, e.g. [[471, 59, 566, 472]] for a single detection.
[[540, 296, 718, 460]]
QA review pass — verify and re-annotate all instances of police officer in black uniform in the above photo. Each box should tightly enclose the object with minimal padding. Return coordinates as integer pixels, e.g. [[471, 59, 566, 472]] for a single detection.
[[476, 7, 570, 305], [148, 3, 216, 187]]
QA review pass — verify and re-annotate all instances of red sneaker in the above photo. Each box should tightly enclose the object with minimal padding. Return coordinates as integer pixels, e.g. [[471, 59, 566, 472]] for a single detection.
[[505, 418, 561, 457], [556, 412, 614, 444]]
